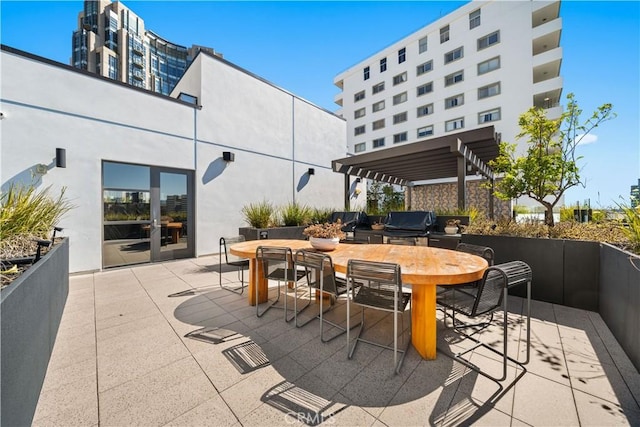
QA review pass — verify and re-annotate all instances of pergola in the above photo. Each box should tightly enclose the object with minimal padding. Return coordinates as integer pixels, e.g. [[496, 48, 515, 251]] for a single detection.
[[331, 126, 501, 213]]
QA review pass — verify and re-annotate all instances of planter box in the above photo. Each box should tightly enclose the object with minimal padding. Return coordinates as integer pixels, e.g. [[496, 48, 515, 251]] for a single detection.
[[599, 243, 640, 372], [239, 226, 306, 241], [462, 234, 599, 311], [1, 238, 69, 427], [462, 234, 639, 371]]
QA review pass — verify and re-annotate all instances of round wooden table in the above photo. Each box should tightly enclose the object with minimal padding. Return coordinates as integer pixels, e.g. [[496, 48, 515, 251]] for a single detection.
[[230, 239, 488, 360]]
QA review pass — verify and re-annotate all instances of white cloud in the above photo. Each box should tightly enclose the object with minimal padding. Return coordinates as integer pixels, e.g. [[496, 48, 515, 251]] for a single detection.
[[576, 134, 598, 145]]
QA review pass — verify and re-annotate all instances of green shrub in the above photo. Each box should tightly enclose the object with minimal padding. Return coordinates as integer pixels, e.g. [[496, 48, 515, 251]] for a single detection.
[[0, 184, 72, 241], [465, 215, 635, 254], [618, 202, 640, 254], [241, 200, 274, 228], [560, 206, 576, 222], [280, 202, 312, 226], [310, 207, 335, 224]]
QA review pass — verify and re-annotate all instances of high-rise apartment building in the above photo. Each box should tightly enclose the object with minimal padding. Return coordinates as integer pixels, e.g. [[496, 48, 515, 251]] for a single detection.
[[71, 0, 218, 95], [631, 179, 640, 208], [334, 1, 563, 161]]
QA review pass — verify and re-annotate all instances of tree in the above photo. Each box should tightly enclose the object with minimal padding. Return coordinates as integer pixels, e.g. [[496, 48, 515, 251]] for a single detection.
[[489, 93, 615, 226], [366, 181, 405, 214]]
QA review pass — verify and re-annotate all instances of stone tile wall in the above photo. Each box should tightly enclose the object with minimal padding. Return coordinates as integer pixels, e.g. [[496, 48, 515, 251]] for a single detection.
[[409, 180, 511, 218]]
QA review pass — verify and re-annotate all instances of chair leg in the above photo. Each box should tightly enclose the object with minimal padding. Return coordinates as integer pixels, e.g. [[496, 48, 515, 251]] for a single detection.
[[290, 281, 312, 324], [319, 295, 361, 343], [450, 285, 530, 383], [256, 279, 283, 318], [219, 249, 245, 295]]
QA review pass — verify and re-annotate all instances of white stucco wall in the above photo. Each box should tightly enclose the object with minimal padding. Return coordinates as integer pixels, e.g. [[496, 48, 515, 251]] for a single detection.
[[1, 48, 348, 272], [173, 54, 347, 257]]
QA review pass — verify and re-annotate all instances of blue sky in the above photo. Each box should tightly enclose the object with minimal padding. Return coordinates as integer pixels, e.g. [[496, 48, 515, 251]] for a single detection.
[[1, 1, 638, 208]]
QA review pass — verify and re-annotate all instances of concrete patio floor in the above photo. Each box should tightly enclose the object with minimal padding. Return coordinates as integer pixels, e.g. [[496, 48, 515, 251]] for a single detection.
[[33, 256, 640, 426]]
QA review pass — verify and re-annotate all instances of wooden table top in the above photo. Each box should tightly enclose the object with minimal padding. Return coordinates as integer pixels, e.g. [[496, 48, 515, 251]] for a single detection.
[[229, 239, 487, 286]]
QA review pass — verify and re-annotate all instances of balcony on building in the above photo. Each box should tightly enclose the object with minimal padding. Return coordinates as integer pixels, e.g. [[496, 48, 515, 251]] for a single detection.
[[532, 1, 560, 26]]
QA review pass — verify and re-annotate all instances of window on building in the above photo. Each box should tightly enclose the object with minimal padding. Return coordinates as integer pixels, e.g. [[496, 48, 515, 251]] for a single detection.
[[469, 9, 481, 29], [398, 47, 406, 64], [372, 100, 385, 112], [445, 117, 464, 131], [417, 103, 434, 117], [393, 72, 408, 85], [445, 94, 464, 109], [178, 93, 198, 105], [393, 92, 408, 105], [354, 125, 366, 135], [108, 54, 118, 80], [444, 46, 464, 64], [372, 119, 385, 130], [393, 112, 408, 124], [372, 82, 385, 94], [416, 82, 433, 97], [478, 108, 501, 124], [354, 90, 365, 102], [373, 137, 385, 148], [416, 60, 433, 76], [354, 142, 366, 153], [478, 31, 500, 50], [380, 57, 387, 72], [440, 25, 450, 43], [478, 56, 500, 75], [364, 66, 370, 81], [478, 82, 501, 99], [354, 107, 366, 119], [445, 70, 464, 86], [419, 36, 428, 53], [417, 125, 434, 137], [393, 132, 408, 143]]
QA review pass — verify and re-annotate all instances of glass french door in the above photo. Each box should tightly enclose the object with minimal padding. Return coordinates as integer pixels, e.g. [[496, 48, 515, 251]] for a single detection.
[[102, 162, 194, 268]]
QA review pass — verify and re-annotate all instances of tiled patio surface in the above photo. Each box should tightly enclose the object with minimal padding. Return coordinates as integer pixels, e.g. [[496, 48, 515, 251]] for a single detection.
[[33, 256, 640, 426]]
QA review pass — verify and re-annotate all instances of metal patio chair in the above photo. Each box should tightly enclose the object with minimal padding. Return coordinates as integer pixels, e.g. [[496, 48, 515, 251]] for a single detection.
[[346, 259, 411, 374], [293, 249, 361, 342], [219, 236, 250, 294], [436, 260, 532, 381], [255, 246, 307, 321]]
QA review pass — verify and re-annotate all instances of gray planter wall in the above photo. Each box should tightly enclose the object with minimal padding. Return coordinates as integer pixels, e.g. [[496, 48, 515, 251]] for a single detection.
[[598, 243, 640, 372], [462, 234, 600, 310], [1, 238, 69, 427], [239, 226, 306, 241], [462, 234, 639, 371]]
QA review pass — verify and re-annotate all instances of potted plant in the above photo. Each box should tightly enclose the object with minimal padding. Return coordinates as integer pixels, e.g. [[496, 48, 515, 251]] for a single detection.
[[445, 219, 460, 234], [303, 221, 346, 251]]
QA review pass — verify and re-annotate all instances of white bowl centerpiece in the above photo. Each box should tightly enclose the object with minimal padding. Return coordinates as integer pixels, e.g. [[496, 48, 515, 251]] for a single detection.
[[303, 221, 346, 251]]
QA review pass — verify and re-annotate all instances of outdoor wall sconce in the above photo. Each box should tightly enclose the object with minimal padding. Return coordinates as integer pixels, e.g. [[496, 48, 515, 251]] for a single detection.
[[56, 148, 66, 168], [308, 168, 315, 175], [222, 151, 235, 162], [356, 177, 362, 183]]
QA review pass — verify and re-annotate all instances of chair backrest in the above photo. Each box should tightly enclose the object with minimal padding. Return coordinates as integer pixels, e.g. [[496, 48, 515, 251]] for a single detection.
[[347, 259, 403, 310], [220, 236, 247, 265], [256, 246, 294, 280], [473, 260, 532, 316], [294, 249, 340, 295], [456, 243, 495, 265]]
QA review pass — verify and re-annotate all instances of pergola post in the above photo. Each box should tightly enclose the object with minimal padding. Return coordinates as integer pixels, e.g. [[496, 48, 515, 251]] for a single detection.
[[457, 156, 466, 211], [489, 178, 495, 219], [344, 173, 350, 210]]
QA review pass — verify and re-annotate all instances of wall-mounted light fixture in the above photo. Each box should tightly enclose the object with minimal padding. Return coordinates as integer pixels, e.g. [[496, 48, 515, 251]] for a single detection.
[[355, 177, 361, 183], [222, 151, 235, 162], [308, 168, 315, 175], [466, 163, 472, 173], [56, 148, 66, 168]]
